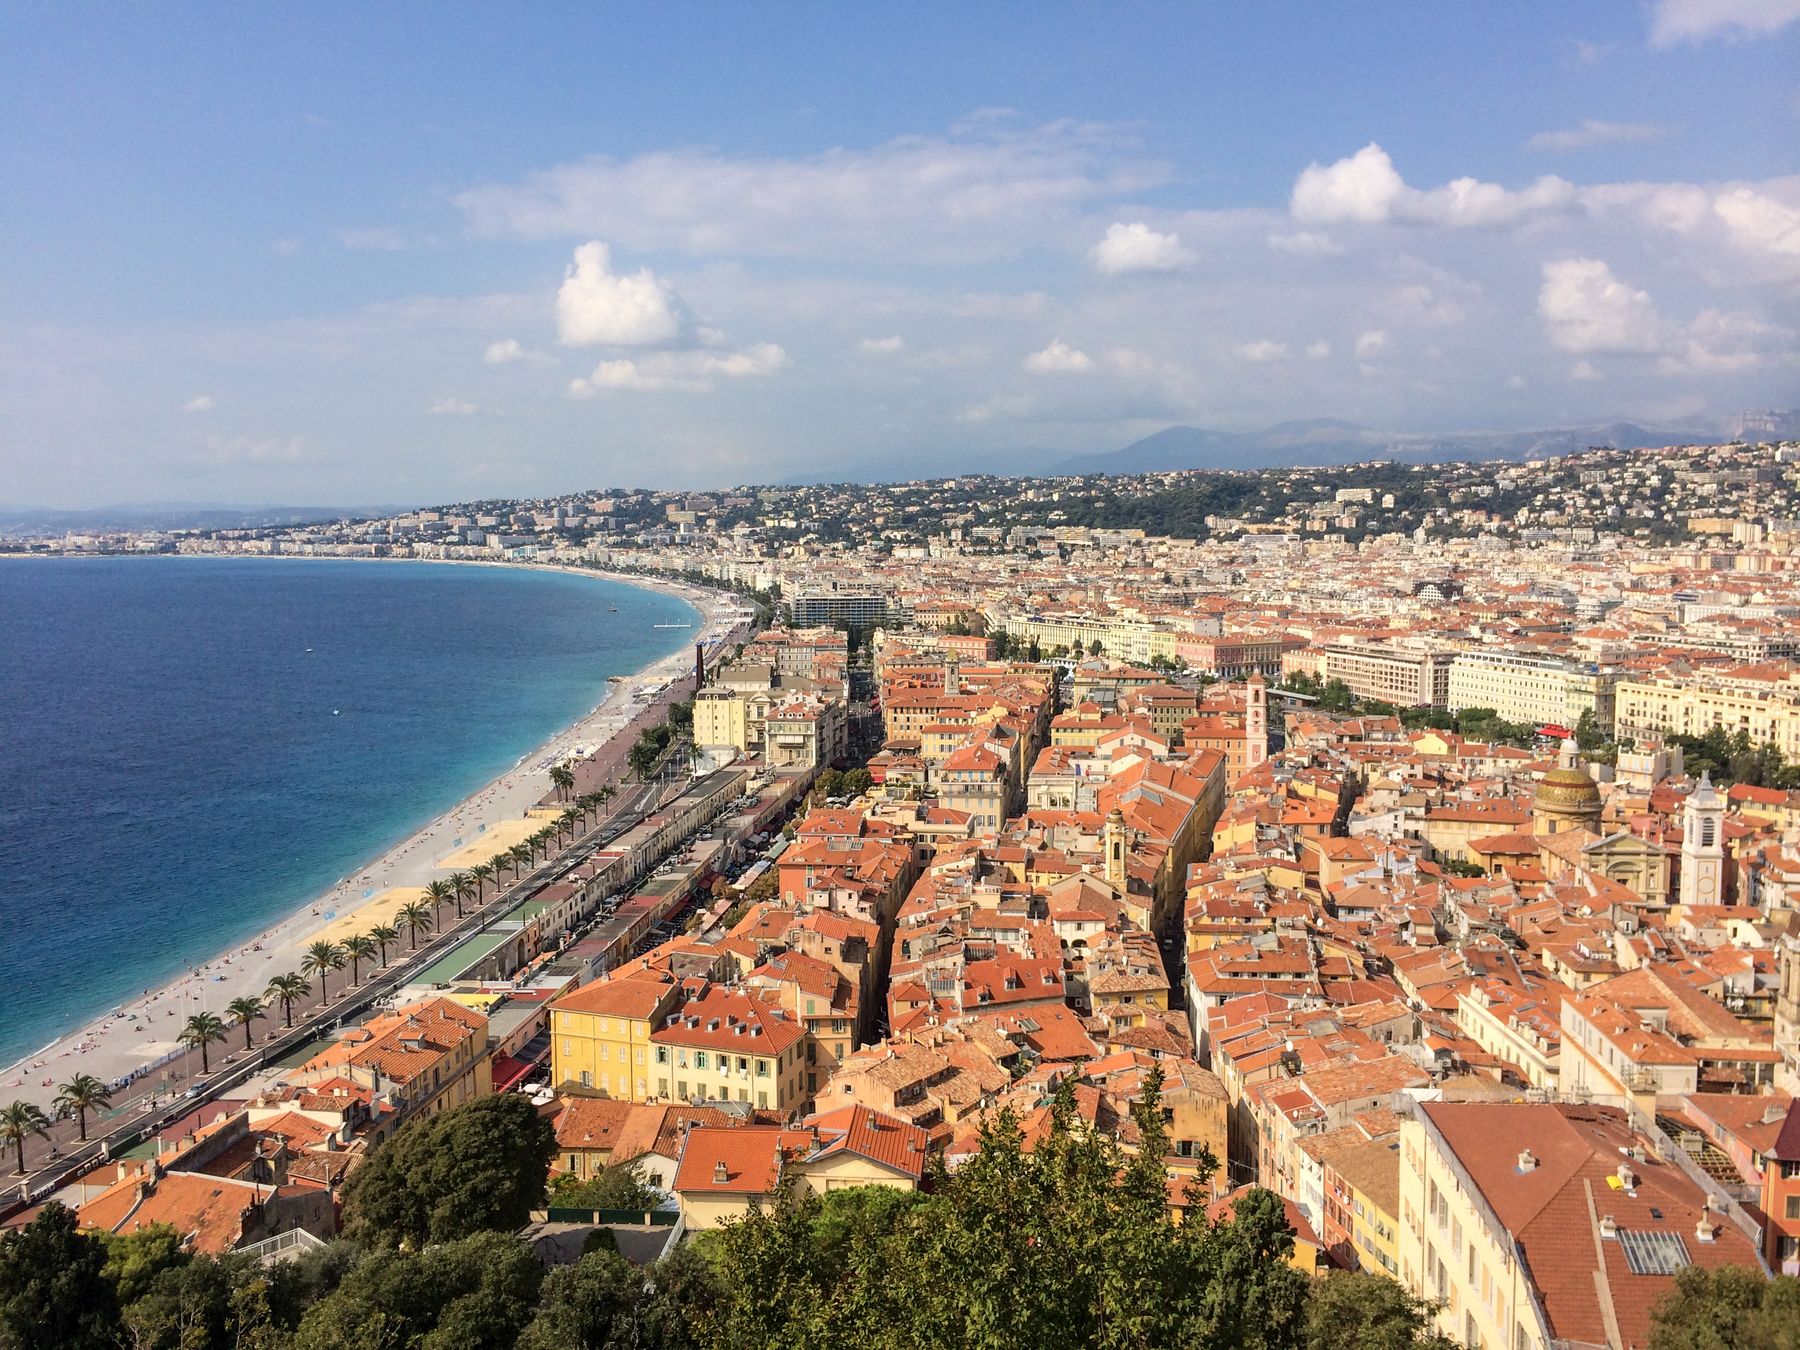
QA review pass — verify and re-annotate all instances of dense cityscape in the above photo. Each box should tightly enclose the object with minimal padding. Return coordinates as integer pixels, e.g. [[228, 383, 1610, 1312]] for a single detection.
[[4, 430, 1800, 1346]]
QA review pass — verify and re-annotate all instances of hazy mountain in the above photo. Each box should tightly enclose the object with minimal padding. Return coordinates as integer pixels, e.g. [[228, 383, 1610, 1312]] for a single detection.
[[0, 503, 412, 538], [1050, 418, 1723, 476]]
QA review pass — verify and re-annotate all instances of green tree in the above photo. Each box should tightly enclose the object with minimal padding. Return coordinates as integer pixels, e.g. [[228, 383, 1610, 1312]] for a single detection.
[[449, 870, 473, 918], [550, 762, 576, 801], [839, 767, 874, 798], [342, 934, 377, 986], [1305, 1270, 1458, 1349], [367, 922, 400, 968], [0, 1204, 119, 1349], [53, 1072, 112, 1142], [397, 900, 434, 950], [1648, 1265, 1800, 1350], [468, 862, 495, 902], [99, 1223, 190, 1307], [0, 1100, 51, 1175], [266, 971, 311, 1028], [548, 1159, 661, 1212], [340, 1094, 557, 1249], [424, 878, 455, 926], [180, 1011, 228, 1075], [515, 1246, 642, 1350], [293, 1231, 543, 1350], [226, 994, 268, 1051], [302, 940, 346, 1002]]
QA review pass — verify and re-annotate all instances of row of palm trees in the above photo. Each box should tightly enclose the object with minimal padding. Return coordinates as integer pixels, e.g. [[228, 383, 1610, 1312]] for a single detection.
[[1, 789, 629, 1176]]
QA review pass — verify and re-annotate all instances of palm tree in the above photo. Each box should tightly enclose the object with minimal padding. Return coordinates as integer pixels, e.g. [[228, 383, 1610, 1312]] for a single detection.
[[449, 871, 472, 918], [342, 934, 377, 986], [397, 900, 433, 950], [507, 844, 531, 878], [267, 972, 311, 1028], [225, 995, 266, 1052], [424, 878, 454, 925], [489, 851, 513, 883], [469, 863, 494, 902], [559, 807, 581, 842], [52, 1074, 111, 1142], [180, 1011, 228, 1075], [550, 762, 576, 801], [368, 923, 399, 967], [532, 827, 555, 861], [1, 1101, 51, 1174], [302, 940, 346, 1001]]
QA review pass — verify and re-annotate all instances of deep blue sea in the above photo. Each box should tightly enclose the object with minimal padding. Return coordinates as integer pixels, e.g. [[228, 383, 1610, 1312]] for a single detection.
[[0, 557, 697, 1066]]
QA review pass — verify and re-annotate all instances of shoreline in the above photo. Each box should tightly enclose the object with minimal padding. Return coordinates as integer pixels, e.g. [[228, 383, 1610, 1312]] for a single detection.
[[0, 556, 741, 1106]]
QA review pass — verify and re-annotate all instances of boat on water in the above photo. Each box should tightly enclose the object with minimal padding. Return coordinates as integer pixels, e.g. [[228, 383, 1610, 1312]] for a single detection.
[[652, 622, 691, 628]]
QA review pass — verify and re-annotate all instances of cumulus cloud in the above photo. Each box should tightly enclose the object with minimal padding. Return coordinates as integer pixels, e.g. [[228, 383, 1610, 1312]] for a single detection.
[[1023, 339, 1095, 374], [1354, 330, 1389, 360], [1291, 143, 1577, 228], [1660, 308, 1797, 373], [555, 241, 685, 347], [1526, 120, 1662, 152], [1713, 186, 1800, 259], [183, 395, 216, 413], [1089, 221, 1196, 274], [858, 335, 905, 354], [1304, 340, 1332, 360], [568, 342, 789, 395], [1537, 257, 1666, 354], [457, 122, 1166, 263], [1648, 0, 1800, 46], [1569, 360, 1603, 381], [1237, 340, 1289, 364], [430, 397, 479, 415]]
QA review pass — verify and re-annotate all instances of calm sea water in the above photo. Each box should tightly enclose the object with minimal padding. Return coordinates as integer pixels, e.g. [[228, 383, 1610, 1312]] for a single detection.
[[0, 557, 696, 1066]]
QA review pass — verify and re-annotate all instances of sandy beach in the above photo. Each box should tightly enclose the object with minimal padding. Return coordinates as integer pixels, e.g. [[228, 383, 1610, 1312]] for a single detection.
[[0, 561, 743, 1110]]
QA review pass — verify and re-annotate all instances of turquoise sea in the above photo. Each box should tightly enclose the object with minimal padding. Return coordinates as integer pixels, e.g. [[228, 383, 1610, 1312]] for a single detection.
[[0, 556, 697, 1067]]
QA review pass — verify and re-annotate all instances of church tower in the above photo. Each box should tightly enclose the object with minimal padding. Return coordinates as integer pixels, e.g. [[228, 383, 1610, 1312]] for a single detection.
[[1104, 807, 1128, 890], [1680, 771, 1726, 905], [1245, 673, 1268, 771]]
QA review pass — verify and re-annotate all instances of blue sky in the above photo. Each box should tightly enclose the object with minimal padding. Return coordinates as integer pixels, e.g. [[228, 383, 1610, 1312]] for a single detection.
[[3, 2, 1798, 506]]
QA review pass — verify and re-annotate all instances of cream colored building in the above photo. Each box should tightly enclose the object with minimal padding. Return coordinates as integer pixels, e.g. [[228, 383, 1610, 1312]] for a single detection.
[[1447, 650, 1616, 731], [1616, 668, 1800, 757], [1320, 640, 1455, 708]]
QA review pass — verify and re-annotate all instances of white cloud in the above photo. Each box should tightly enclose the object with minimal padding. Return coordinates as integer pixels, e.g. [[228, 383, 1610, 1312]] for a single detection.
[[430, 397, 479, 415], [1526, 120, 1662, 152], [1506, 374, 1527, 389], [482, 337, 554, 366], [1569, 360, 1603, 380], [858, 335, 905, 354], [457, 122, 1166, 262], [1237, 340, 1289, 364], [1304, 340, 1332, 360], [555, 241, 685, 347], [1267, 229, 1344, 257], [1089, 221, 1196, 274], [1713, 186, 1800, 258], [1023, 339, 1095, 374], [1660, 308, 1797, 373], [1354, 330, 1389, 360], [1537, 257, 1666, 354], [183, 395, 216, 413], [1291, 143, 1577, 228], [1649, 0, 1800, 46], [568, 342, 789, 395]]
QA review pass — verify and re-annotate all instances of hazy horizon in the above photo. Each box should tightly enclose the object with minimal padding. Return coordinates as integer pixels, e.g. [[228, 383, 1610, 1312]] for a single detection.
[[5, 3, 1798, 508]]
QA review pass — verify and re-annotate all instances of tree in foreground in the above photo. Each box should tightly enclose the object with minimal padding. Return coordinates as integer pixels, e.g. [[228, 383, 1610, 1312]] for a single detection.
[[301, 940, 346, 1001], [517, 1244, 723, 1350], [1303, 1271, 1458, 1350], [397, 900, 433, 950], [340, 1093, 557, 1249], [0, 1204, 119, 1350], [53, 1073, 112, 1142], [1648, 1264, 1800, 1350], [706, 1067, 1313, 1349], [225, 995, 267, 1052], [341, 934, 376, 987], [548, 1158, 662, 1212]]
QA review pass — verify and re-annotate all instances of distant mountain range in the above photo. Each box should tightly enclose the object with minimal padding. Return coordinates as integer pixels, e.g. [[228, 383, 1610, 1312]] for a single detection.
[[1047, 417, 1724, 477], [0, 503, 413, 538]]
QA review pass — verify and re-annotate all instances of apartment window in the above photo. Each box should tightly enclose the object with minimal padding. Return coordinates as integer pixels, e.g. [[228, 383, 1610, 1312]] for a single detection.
[[737, 1055, 749, 1072], [1465, 1313, 1480, 1349], [677, 1080, 688, 1098], [561, 1039, 572, 1056], [579, 1070, 592, 1088], [758, 1091, 768, 1109], [757, 1059, 770, 1077], [1787, 1196, 1800, 1221], [695, 1052, 709, 1070], [656, 1046, 669, 1065]]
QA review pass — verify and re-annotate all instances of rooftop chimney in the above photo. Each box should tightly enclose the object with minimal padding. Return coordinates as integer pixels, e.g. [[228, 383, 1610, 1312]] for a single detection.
[[1599, 1213, 1618, 1238], [1517, 1148, 1537, 1173], [713, 1160, 728, 1185]]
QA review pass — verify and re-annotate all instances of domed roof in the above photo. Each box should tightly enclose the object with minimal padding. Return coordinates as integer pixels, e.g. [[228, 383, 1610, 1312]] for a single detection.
[[1534, 764, 1602, 813]]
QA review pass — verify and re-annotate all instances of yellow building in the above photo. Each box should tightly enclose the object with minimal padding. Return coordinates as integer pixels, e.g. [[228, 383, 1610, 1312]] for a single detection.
[[550, 976, 681, 1099], [1322, 1137, 1403, 1279], [693, 687, 753, 753], [1617, 668, 1800, 758]]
